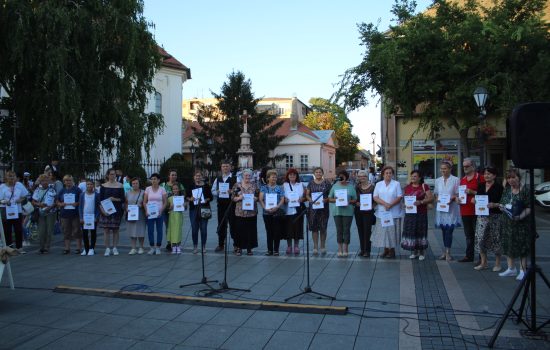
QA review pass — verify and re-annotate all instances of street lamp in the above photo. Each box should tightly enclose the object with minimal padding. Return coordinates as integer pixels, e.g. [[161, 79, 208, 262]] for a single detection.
[[473, 86, 489, 168], [370, 132, 376, 168]]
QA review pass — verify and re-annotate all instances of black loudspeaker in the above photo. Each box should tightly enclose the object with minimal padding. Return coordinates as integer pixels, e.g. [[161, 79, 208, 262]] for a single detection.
[[509, 102, 550, 169]]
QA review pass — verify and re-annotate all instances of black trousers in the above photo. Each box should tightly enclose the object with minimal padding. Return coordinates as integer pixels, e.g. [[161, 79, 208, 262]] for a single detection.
[[217, 199, 234, 246], [354, 209, 373, 255], [263, 214, 282, 253], [462, 215, 477, 259], [82, 228, 96, 252]]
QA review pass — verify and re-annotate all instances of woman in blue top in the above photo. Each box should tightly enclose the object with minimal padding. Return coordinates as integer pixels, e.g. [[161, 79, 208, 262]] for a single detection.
[[259, 169, 285, 256], [328, 170, 357, 257], [57, 175, 82, 255]]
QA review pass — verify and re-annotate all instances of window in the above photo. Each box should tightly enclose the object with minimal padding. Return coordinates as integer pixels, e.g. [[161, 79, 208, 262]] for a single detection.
[[300, 155, 308, 171], [286, 155, 294, 169], [155, 92, 162, 114], [278, 107, 285, 115]]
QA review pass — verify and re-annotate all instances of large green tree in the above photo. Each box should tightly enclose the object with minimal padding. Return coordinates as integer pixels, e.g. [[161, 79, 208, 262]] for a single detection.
[[0, 0, 163, 170], [193, 71, 284, 168], [335, 0, 550, 155], [303, 98, 360, 164]]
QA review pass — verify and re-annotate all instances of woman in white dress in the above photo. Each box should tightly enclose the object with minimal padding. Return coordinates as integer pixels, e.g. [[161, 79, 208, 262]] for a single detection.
[[371, 166, 403, 259], [434, 160, 460, 261]]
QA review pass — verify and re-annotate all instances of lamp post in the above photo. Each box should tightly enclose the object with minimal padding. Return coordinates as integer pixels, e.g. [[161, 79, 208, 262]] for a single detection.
[[370, 132, 376, 168], [473, 86, 489, 168], [189, 139, 196, 172]]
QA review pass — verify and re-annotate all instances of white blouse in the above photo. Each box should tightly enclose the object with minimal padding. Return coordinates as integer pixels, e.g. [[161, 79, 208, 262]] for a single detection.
[[434, 175, 461, 226], [373, 179, 404, 219], [283, 182, 305, 215]]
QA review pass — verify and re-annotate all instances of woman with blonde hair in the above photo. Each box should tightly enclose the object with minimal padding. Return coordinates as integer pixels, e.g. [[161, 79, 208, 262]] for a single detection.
[[434, 161, 460, 261]]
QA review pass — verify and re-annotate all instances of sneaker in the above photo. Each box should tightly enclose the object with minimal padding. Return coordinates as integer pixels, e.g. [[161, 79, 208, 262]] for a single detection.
[[293, 246, 300, 254], [418, 255, 425, 261], [176, 246, 181, 254], [286, 246, 292, 255], [202, 247, 207, 254], [474, 265, 488, 270], [193, 248, 198, 254], [492, 266, 502, 272], [516, 270, 525, 281], [320, 248, 327, 255], [147, 247, 155, 255], [81, 249, 87, 256], [87, 248, 95, 256], [128, 249, 137, 255], [18, 248, 26, 255], [499, 268, 517, 277], [112, 247, 119, 256], [155, 247, 161, 255], [312, 249, 318, 255], [409, 254, 417, 259], [172, 246, 177, 254], [104, 248, 111, 256], [137, 248, 144, 255]]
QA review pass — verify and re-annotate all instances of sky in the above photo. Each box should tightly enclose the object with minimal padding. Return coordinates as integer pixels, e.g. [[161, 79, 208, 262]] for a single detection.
[[142, 0, 433, 150]]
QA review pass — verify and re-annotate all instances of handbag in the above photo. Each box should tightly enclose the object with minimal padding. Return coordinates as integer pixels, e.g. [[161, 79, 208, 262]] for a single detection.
[[200, 207, 212, 219], [22, 201, 34, 215]]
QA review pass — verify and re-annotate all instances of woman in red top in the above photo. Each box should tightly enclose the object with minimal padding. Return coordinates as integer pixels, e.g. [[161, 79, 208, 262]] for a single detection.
[[401, 170, 433, 260]]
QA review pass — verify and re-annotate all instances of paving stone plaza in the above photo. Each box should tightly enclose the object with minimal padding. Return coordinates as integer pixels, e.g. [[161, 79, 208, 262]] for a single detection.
[[1, 205, 549, 349]]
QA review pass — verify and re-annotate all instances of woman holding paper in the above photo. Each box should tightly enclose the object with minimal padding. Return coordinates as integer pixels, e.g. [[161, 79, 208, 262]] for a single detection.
[[400, 170, 433, 260], [259, 169, 285, 256], [186, 171, 213, 254], [0, 170, 28, 252], [161, 169, 185, 252], [283, 168, 306, 255], [57, 175, 83, 255], [498, 169, 530, 280], [371, 166, 403, 259], [79, 179, 100, 256], [434, 161, 460, 261], [306, 167, 332, 255], [232, 169, 259, 256], [125, 177, 146, 255], [328, 170, 357, 257], [473, 166, 503, 271], [32, 174, 57, 254], [144, 173, 168, 255], [354, 170, 375, 258], [99, 168, 125, 256], [167, 182, 185, 254]]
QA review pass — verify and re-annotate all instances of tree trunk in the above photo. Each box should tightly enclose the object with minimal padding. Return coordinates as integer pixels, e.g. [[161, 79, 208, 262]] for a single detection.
[[459, 128, 470, 158]]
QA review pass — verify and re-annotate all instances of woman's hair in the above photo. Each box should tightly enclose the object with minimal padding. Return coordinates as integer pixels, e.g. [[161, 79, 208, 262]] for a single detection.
[[369, 166, 375, 173], [241, 168, 253, 177], [171, 181, 180, 189], [85, 178, 94, 185], [130, 177, 140, 184], [506, 168, 521, 181], [313, 167, 324, 174], [440, 160, 453, 169], [410, 170, 424, 184], [381, 165, 395, 175], [484, 166, 498, 176], [284, 168, 299, 182], [266, 169, 278, 179], [150, 173, 161, 180], [105, 168, 116, 177], [337, 169, 349, 180], [62, 174, 74, 182], [357, 170, 368, 177]]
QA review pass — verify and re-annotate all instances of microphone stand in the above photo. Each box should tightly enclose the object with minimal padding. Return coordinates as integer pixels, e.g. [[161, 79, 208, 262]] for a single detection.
[[204, 190, 250, 296], [285, 180, 337, 302], [180, 188, 218, 290]]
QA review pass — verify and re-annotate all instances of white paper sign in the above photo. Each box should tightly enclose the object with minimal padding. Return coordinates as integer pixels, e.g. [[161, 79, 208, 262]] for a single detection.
[[64, 193, 75, 209], [458, 185, 467, 204], [83, 214, 95, 229], [44, 192, 55, 206], [192, 188, 206, 205], [360, 194, 372, 211], [380, 210, 394, 227], [218, 183, 230, 199], [265, 193, 278, 210], [173, 196, 185, 212], [437, 194, 450, 213], [5, 204, 18, 219], [100, 199, 116, 215], [242, 193, 254, 210], [475, 195, 489, 216], [335, 189, 348, 207], [147, 202, 159, 218], [311, 192, 324, 210], [404, 196, 417, 214], [127, 204, 139, 221], [287, 192, 300, 208]]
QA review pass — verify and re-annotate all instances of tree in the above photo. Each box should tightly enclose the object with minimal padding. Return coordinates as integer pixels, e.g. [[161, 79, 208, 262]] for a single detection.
[[193, 71, 284, 168], [335, 0, 550, 156], [303, 98, 360, 164], [0, 0, 163, 169]]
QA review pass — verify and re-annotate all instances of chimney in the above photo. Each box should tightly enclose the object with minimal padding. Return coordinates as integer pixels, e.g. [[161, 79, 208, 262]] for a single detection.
[[290, 96, 298, 131]]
